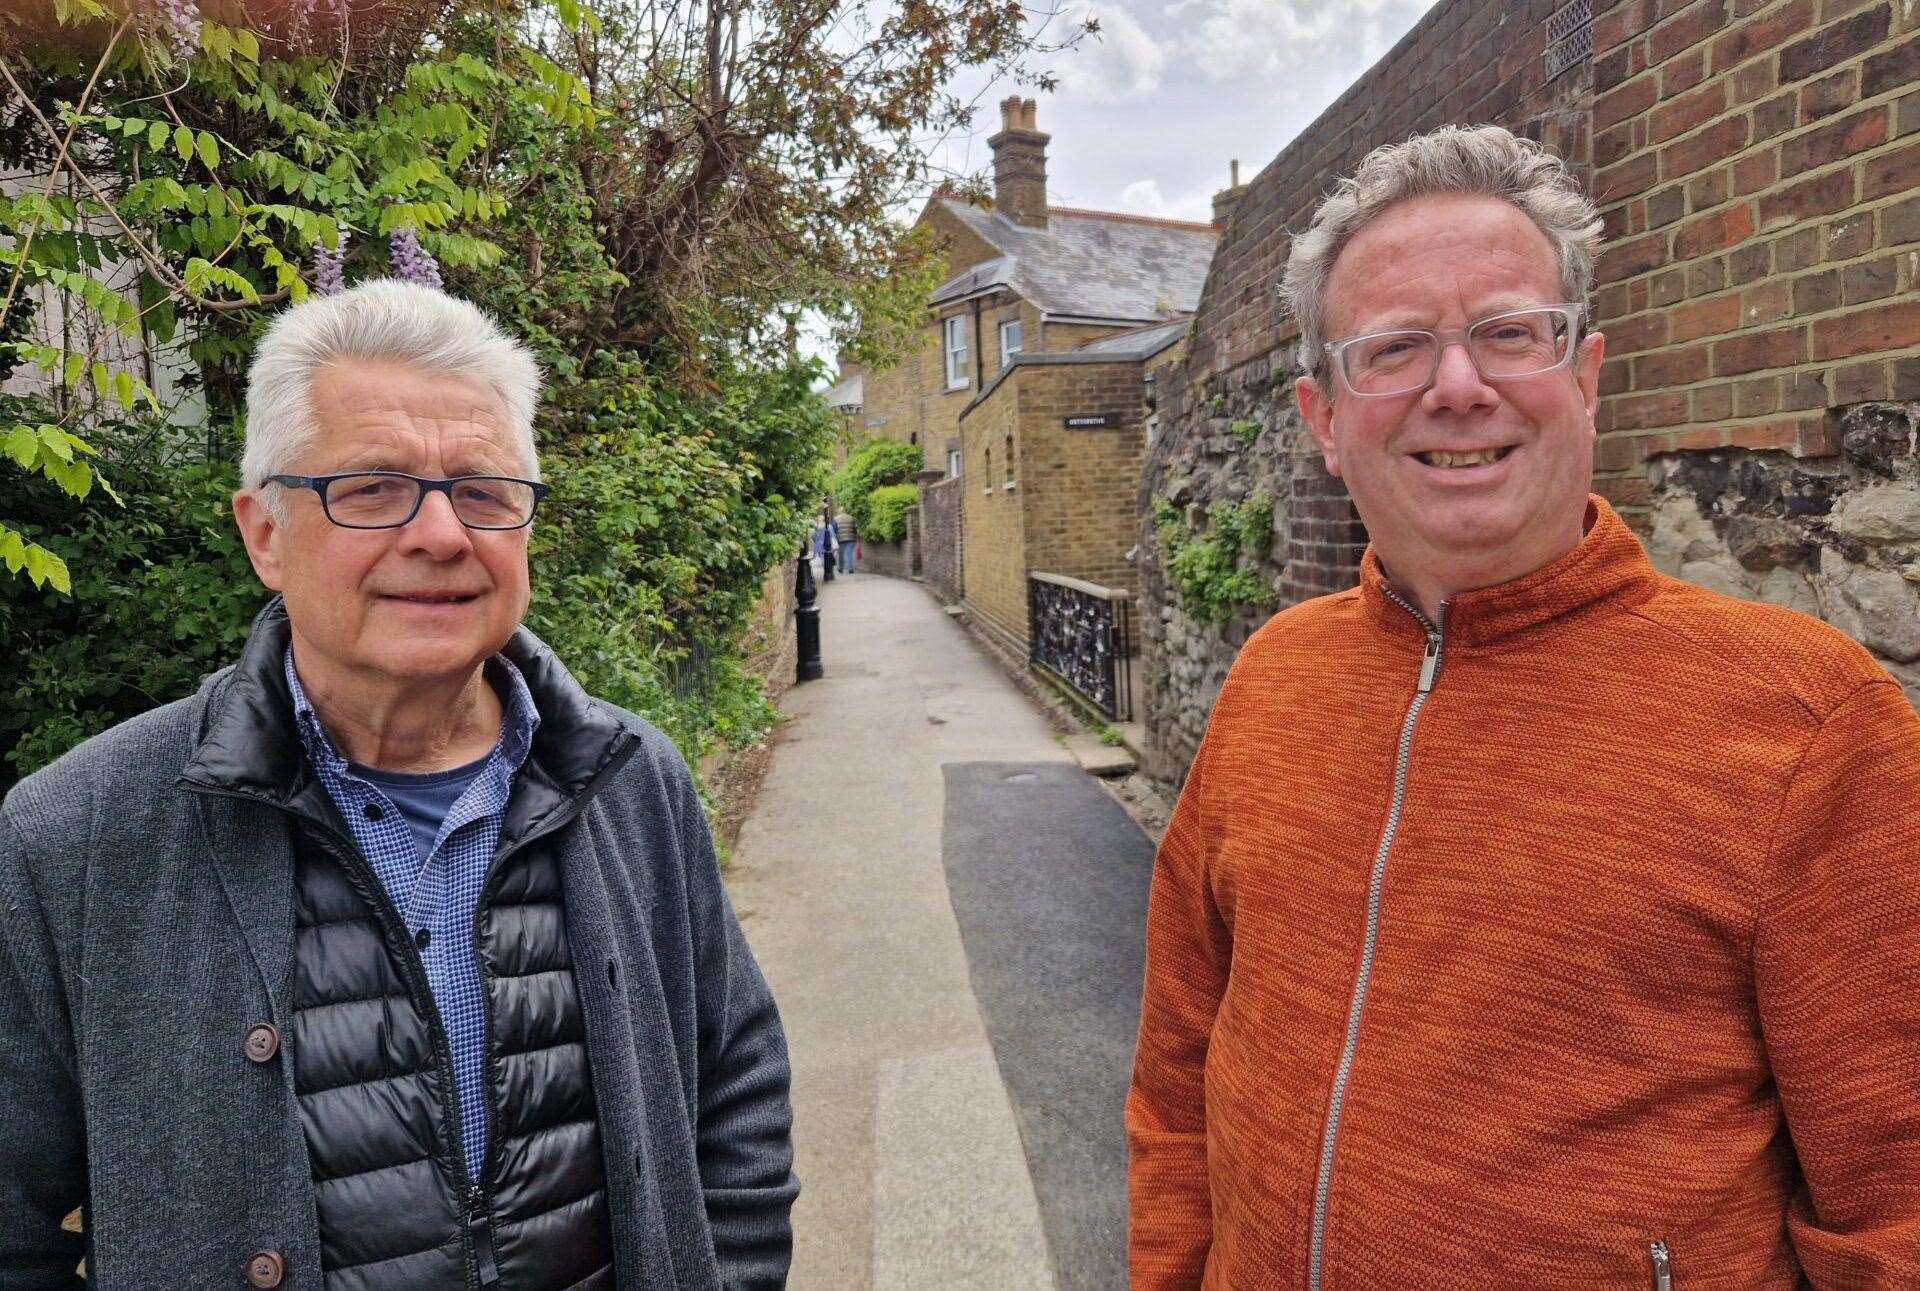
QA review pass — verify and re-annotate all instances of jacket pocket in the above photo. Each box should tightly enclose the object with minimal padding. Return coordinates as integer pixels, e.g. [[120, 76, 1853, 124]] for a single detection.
[[1648, 1239, 1673, 1290]]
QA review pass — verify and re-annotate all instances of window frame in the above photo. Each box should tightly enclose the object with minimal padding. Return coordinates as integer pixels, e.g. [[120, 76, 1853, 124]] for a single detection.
[[999, 318, 1023, 365], [943, 315, 971, 390]]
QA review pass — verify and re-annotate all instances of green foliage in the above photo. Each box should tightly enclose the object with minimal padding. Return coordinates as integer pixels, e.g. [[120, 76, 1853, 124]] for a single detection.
[[526, 356, 833, 764], [863, 482, 919, 544], [0, 397, 264, 775], [830, 439, 921, 536], [1153, 491, 1277, 626], [1095, 724, 1125, 748], [1229, 418, 1263, 446]]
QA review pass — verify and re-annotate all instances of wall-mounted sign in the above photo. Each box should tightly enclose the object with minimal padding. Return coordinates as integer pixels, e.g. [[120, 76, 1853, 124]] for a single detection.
[[1063, 413, 1118, 429]]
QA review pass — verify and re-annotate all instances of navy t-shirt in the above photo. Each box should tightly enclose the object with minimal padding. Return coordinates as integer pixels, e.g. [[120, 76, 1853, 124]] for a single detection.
[[349, 753, 492, 861]]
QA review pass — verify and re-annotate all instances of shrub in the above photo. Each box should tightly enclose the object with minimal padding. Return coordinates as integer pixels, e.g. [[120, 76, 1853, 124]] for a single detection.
[[863, 483, 919, 543], [830, 439, 921, 536]]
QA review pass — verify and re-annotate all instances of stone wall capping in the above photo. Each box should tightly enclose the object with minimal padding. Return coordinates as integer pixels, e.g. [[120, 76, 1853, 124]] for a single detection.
[[1031, 570, 1133, 602]]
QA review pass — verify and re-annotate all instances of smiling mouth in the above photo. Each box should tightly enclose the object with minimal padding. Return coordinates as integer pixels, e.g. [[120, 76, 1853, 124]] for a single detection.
[[1414, 446, 1516, 468], [383, 593, 481, 604]]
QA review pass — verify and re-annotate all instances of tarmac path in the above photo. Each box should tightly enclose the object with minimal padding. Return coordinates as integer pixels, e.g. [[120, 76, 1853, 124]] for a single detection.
[[725, 571, 1156, 1290]]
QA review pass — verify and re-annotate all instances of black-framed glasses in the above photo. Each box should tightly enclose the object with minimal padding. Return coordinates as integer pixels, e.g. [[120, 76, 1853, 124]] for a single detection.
[[1323, 303, 1585, 398], [266, 471, 550, 530]]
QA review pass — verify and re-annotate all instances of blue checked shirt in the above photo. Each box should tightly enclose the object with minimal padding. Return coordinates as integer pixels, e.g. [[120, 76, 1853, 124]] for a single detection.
[[285, 648, 540, 1181]]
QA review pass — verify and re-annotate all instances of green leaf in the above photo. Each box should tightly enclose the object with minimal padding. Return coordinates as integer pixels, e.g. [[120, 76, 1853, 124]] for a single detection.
[[113, 370, 135, 410], [233, 27, 260, 62], [175, 125, 196, 162], [23, 542, 72, 594], [148, 121, 169, 151], [38, 425, 75, 463], [5, 425, 40, 469], [197, 131, 219, 170]]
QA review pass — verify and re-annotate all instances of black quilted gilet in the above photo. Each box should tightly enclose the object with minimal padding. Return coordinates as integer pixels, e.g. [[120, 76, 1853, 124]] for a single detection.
[[289, 824, 615, 1290]]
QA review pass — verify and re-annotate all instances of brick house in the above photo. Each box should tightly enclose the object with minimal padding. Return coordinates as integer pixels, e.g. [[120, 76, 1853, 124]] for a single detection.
[[865, 97, 1219, 655]]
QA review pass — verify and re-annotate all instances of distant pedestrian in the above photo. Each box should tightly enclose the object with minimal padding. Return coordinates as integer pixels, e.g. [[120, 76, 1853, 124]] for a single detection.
[[814, 519, 834, 581], [834, 509, 857, 573], [1128, 123, 1920, 1290]]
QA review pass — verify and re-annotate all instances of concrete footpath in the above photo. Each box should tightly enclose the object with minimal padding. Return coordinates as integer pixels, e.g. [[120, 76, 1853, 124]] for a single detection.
[[724, 572, 1157, 1290]]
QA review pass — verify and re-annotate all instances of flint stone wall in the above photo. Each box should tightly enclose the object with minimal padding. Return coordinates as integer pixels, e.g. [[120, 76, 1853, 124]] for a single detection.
[[1646, 402, 1920, 705], [1136, 372, 1313, 787]]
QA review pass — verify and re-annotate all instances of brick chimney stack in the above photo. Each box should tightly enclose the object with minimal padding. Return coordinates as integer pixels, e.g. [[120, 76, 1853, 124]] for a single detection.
[[988, 96, 1050, 228], [1212, 158, 1248, 232]]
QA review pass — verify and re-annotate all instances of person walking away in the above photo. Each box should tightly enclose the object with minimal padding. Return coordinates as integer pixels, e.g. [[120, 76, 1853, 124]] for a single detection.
[[834, 508, 857, 574]]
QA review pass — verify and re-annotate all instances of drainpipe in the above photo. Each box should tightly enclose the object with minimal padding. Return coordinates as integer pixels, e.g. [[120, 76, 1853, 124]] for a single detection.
[[972, 296, 984, 391]]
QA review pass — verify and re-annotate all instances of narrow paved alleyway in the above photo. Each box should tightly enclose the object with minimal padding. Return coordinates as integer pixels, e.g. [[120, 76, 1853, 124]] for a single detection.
[[726, 572, 1157, 1290]]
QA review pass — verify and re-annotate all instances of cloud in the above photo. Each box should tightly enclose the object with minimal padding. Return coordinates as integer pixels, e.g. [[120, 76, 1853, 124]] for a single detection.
[[1181, 0, 1430, 83], [1051, 2, 1167, 103], [1116, 179, 1215, 224]]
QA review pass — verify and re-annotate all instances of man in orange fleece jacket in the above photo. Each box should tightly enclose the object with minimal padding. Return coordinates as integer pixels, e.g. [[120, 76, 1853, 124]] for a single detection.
[[1127, 123, 1920, 1290]]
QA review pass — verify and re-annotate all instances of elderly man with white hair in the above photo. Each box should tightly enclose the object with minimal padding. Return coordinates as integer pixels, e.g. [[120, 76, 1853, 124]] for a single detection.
[[0, 281, 798, 1289], [1127, 125, 1920, 1289]]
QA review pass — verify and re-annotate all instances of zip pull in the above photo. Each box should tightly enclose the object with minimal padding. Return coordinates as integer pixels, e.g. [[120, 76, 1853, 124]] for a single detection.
[[471, 1189, 501, 1287], [1416, 633, 1441, 693], [1649, 1239, 1672, 1291]]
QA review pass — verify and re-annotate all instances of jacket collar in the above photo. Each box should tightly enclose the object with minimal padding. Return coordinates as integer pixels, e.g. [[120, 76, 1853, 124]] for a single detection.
[[1359, 495, 1658, 648], [180, 597, 633, 810]]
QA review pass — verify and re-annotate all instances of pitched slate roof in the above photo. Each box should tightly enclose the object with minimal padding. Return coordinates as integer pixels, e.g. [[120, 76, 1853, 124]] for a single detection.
[[928, 198, 1216, 324]]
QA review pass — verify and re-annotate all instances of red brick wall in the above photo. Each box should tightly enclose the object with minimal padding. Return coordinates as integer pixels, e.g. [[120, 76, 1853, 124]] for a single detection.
[[1588, 0, 1920, 519]]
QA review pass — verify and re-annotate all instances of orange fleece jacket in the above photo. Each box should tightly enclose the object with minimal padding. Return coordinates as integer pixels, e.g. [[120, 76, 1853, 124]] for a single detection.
[[1127, 497, 1920, 1290]]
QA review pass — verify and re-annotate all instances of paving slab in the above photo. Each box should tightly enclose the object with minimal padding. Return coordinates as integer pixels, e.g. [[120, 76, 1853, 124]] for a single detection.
[[1063, 732, 1137, 778]]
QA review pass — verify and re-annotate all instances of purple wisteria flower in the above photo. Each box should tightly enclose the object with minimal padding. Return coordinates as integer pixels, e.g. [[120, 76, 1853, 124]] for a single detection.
[[388, 227, 444, 291], [311, 240, 346, 296], [153, 0, 202, 61]]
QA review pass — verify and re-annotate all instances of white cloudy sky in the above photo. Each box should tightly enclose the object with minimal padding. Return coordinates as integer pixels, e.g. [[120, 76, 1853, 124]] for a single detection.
[[924, 0, 1438, 224]]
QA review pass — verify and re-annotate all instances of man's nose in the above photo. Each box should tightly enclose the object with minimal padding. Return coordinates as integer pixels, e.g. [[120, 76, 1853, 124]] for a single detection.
[[401, 488, 473, 554], [1423, 339, 1497, 412]]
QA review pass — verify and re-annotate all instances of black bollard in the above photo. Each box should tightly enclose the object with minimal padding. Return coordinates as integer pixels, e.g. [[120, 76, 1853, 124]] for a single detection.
[[795, 546, 823, 682]]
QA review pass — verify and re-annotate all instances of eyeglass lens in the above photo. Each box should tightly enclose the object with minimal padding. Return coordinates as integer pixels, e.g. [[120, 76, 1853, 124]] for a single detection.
[[1342, 308, 1574, 395], [324, 474, 538, 528]]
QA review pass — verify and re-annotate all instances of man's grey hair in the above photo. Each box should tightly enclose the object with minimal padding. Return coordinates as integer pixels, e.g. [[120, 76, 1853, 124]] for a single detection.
[[1280, 124, 1603, 384], [242, 280, 543, 515]]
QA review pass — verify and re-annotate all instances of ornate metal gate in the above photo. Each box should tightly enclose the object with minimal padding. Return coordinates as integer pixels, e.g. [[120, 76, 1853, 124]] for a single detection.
[[1028, 572, 1134, 721]]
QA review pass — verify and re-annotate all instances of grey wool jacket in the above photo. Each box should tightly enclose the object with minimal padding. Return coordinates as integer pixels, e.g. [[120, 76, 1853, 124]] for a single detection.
[[0, 600, 798, 1289]]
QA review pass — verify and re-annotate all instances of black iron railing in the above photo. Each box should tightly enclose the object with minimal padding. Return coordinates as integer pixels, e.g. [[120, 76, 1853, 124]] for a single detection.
[[1028, 572, 1134, 721]]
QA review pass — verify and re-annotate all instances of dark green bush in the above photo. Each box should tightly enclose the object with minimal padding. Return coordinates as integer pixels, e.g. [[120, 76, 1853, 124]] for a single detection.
[[829, 439, 921, 536]]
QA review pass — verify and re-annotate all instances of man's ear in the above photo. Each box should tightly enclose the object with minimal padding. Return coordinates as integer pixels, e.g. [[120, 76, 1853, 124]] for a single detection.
[[232, 489, 287, 592], [1576, 330, 1606, 426], [1296, 374, 1341, 477]]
